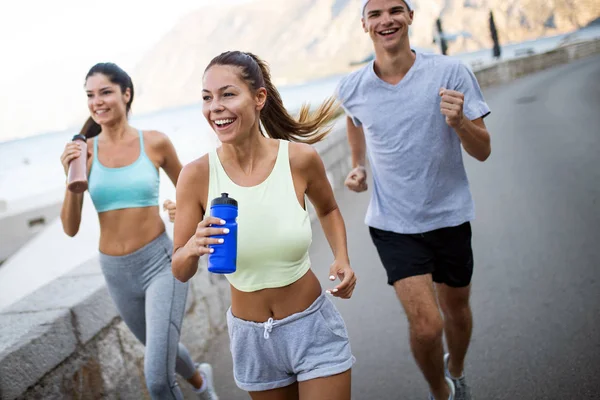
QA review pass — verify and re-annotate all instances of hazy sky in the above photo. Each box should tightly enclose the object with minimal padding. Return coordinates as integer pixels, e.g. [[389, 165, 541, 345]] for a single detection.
[[0, 0, 253, 140]]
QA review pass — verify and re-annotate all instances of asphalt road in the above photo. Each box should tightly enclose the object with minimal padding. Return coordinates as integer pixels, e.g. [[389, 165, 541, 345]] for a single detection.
[[200, 55, 600, 400]]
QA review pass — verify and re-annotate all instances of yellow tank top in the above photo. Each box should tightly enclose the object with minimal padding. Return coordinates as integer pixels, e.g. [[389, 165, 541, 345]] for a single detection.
[[207, 140, 312, 292]]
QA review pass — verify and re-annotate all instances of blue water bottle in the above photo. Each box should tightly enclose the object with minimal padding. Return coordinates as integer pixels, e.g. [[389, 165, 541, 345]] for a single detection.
[[208, 193, 238, 274]]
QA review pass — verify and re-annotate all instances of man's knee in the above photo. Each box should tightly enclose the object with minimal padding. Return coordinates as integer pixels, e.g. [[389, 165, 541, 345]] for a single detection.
[[444, 303, 472, 323], [410, 314, 444, 344], [440, 296, 472, 322], [438, 285, 472, 319]]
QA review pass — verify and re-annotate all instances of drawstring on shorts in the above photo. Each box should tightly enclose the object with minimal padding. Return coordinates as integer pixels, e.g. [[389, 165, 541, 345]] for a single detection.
[[263, 318, 274, 339]]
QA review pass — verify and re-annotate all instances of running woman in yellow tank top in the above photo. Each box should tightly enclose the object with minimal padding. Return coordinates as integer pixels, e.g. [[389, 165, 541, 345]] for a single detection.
[[172, 51, 358, 400]]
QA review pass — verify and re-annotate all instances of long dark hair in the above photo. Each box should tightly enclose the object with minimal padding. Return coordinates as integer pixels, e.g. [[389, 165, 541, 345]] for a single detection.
[[205, 51, 339, 144], [81, 63, 134, 139]]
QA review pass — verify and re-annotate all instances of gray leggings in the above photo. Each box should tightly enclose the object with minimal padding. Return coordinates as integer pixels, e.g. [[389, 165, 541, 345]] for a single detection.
[[99, 232, 196, 400]]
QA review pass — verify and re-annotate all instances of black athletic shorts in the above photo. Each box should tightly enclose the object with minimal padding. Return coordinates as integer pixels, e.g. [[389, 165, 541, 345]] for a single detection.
[[369, 222, 474, 287]]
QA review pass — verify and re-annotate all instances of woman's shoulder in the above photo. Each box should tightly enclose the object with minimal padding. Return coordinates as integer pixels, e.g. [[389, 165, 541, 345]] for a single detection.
[[176, 154, 210, 211], [180, 153, 210, 183], [141, 129, 170, 149], [288, 141, 321, 172]]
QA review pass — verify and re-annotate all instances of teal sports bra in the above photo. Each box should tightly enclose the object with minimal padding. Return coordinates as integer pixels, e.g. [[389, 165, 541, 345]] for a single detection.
[[88, 130, 160, 213]]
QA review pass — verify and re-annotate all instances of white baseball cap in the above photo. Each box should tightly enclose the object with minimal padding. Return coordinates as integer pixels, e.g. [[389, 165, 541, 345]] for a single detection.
[[361, 0, 413, 15]]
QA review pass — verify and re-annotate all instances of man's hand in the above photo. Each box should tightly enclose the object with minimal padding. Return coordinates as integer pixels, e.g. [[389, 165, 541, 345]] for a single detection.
[[345, 166, 368, 193], [163, 199, 176, 223], [439, 88, 466, 130]]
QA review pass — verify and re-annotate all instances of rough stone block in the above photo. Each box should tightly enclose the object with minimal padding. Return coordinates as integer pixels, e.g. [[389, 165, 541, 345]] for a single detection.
[[0, 309, 77, 400], [16, 333, 110, 400], [113, 322, 149, 399], [184, 279, 196, 315], [58, 356, 105, 399], [6, 274, 118, 344], [115, 321, 145, 376], [96, 328, 126, 394], [210, 278, 232, 333], [180, 298, 212, 355], [190, 269, 221, 304], [71, 285, 118, 344], [204, 293, 227, 335]]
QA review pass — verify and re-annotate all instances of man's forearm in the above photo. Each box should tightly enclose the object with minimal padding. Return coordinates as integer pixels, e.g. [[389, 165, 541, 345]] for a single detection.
[[455, 117, 491, 162], [346, 117, 367, 167]]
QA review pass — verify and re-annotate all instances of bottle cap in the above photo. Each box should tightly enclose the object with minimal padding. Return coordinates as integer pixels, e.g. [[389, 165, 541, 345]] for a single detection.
[[72, 134, 87, 142], [211, 192, 238, 207]]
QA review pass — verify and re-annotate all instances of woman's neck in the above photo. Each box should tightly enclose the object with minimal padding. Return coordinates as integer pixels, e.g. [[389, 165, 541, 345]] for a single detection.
[[100, 119, 132, 143], [220, 128, 271, 175]]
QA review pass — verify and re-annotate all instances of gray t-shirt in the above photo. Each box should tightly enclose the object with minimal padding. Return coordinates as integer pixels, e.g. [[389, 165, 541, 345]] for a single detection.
[[336, 51, 490, 234]]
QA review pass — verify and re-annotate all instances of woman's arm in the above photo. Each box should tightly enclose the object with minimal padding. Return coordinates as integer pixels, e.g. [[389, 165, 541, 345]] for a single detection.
[[153, 130, 183, 186], [171, 157, 226, 282], [148, 130, 183, 222], [292, 143, 357, 299], [59, 140, 91, 236], [60, 190, 84, 237]]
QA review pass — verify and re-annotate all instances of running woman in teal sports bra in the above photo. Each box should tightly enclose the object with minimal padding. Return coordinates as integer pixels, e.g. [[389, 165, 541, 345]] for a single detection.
[[59, 63, 218, 400]]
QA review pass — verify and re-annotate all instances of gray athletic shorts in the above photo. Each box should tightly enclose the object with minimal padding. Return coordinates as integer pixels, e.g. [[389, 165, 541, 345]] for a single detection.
[[226, 292, 355, 392]]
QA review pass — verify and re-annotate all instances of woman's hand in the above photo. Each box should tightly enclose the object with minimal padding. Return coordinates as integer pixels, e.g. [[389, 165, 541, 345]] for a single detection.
[[184, 216, 229, 257], [60, 141, 87, 177], [163, 199, 176, 223], [326, 259, 357, 299]]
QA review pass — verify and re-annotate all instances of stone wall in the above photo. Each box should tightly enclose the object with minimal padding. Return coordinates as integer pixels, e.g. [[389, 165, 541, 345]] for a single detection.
[[474, 39, 600, 88], [0, 256, 232, 400], [1, 38, 599, 400]]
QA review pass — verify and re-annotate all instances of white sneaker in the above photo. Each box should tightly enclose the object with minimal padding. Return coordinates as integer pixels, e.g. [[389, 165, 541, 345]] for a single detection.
[[444, 353, 473, 400], [428, 376, 455, 400], [195, 363, 219, 400]]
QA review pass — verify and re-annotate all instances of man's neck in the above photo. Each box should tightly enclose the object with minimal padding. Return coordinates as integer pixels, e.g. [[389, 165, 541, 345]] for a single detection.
[[373, 43, 416, 84]]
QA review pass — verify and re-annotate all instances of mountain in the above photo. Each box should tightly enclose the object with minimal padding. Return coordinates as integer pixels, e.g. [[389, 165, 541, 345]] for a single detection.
[[0, 0, 596, 142], [130, 0, 598, 115]]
